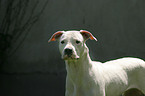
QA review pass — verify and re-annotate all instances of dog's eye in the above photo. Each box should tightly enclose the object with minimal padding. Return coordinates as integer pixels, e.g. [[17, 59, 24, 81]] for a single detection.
[[61, 41, 65, 44], [76, 40, 80, 44]]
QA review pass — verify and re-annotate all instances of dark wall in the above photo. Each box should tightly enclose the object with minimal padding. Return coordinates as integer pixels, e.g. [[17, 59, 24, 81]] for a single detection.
[[0, 0, 145, 96]]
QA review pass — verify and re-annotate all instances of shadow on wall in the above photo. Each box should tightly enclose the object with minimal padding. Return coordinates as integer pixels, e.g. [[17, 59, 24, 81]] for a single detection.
[[0, 0, 48, 65]]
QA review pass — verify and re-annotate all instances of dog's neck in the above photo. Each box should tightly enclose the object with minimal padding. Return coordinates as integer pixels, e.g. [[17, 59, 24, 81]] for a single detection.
[[65, 44, 93, 83]]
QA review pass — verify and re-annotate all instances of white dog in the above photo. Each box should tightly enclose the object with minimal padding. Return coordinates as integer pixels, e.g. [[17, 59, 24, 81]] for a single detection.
[[48, 30, 145, 96]]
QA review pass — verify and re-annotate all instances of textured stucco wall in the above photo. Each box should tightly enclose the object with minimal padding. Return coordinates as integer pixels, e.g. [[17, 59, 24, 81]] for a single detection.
[[2, 0, 145, 73], [0, 0, 145, 96]]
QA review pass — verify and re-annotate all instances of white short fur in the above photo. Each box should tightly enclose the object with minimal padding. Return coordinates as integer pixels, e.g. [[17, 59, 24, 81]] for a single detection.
[[49, 30, 145, 96]]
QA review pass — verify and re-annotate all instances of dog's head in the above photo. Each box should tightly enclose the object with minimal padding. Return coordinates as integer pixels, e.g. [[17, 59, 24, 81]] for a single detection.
[[48, 30, 97, 61]]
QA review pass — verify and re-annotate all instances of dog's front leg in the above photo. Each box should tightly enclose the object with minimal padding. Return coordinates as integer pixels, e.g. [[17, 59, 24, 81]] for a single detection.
[[65, 75, 74, 96]]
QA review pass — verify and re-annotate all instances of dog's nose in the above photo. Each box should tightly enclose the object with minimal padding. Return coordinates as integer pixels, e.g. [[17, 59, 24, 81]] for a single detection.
[[64, 48, 73, 55]]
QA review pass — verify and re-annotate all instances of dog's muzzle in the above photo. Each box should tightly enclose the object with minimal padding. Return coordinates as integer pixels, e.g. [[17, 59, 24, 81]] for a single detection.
[[64, 48, 73, 56], [62, 48, 79, 60]]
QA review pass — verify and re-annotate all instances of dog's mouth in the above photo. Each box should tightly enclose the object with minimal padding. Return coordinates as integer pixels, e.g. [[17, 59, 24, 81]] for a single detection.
[[62, 54, 79, 60]]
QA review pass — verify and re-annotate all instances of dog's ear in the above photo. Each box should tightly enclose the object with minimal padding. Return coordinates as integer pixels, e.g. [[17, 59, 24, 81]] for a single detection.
[[80, 30, 97, 41], [48, 31, 63, 42]]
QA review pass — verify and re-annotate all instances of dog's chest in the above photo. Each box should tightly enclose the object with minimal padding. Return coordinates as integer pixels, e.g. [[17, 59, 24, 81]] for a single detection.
[[66, 71, 95, 95], [72, 82, 98, 96]]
